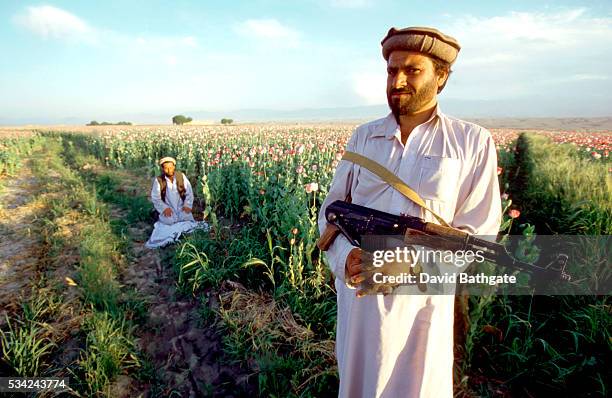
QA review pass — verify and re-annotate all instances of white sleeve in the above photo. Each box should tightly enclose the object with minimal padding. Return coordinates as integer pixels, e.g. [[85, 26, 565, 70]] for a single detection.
[[452, 132, 502, 238], [317, 131, 359, 285], [183, 174, 194, 208], [151, 177, 169, 214]]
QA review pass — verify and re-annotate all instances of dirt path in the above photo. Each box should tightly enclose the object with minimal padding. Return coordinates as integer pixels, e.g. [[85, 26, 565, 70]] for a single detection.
[[1, 143, 255, 396], [90, 168, 255, 397], [0, 159, 44, 326]]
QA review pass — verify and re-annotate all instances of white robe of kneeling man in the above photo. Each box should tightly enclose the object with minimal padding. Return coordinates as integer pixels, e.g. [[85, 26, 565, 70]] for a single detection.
[[145, 173, 208, 248]]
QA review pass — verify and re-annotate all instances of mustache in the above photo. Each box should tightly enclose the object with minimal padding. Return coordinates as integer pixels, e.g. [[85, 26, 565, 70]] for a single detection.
[[390, 87, 415, 95]]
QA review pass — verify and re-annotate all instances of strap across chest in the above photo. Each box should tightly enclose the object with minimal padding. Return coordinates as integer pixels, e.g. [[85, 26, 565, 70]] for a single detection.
[[342, 151, 451, 227]]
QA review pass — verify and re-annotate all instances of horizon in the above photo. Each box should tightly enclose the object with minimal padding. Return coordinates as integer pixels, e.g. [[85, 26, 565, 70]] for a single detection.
[[1, 1, 612, 125]]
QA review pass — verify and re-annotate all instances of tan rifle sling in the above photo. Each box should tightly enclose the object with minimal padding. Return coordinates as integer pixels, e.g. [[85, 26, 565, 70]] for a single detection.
[[341, 151, 451, 227]]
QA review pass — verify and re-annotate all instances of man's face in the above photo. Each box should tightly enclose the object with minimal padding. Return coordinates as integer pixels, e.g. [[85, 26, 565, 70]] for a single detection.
[[162, 162, 175, 177], [386, 51, 445, 118]]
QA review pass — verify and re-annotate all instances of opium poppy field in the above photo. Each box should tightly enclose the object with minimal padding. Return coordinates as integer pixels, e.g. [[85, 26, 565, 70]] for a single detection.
[[0, 125, 610, 397]]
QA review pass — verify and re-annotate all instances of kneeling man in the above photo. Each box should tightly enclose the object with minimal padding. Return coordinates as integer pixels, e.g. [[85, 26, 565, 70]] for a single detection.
[[146, 156, 207, 248], [151, 156, 195, 224]]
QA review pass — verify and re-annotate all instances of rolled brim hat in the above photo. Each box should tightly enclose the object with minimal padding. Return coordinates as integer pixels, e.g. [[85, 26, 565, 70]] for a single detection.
[[159, 156, 176, 166], [381, 26, 461, 65]]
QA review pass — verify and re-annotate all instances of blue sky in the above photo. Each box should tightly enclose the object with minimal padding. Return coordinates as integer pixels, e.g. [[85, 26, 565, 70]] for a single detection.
[[1, 0, 611, 123]]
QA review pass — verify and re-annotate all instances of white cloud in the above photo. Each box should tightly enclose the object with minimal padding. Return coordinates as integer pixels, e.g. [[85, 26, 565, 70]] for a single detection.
[[443, 9, 612, 99], [453, 9, 589, 45], [352, 70, 386, 104], [349, 9, 612, 105], [13, 5, 198, 51], [459, 53, 522, 67], [235, 18, 301, 47], [13, 5, 95, 42], [450, 8, 612, 60]]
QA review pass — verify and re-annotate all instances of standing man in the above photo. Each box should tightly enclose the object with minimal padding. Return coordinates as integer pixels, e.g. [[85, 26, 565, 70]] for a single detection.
[[318, 27, 502, 397], [151, 156, 195, 225]]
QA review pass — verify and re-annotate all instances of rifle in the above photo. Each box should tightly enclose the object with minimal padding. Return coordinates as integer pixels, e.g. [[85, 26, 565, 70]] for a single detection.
[[318, 200, 571, 281]]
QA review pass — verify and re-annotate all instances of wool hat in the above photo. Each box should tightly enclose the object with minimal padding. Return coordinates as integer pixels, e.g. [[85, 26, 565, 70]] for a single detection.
[[381, 26, 461, 64], [159, 156, 176, 166]]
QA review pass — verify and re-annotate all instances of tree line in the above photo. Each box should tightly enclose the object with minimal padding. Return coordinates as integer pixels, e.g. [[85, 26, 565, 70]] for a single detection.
[[172, 115, 234, 125], [87, 121, 132, 126]]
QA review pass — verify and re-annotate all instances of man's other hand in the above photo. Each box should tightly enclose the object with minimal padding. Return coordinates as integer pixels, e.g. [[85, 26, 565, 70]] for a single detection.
[[162, 208, 173, 217], [182, 206, 192, 213], [345, 248, 372, 282], [345, 247, 411, 297]]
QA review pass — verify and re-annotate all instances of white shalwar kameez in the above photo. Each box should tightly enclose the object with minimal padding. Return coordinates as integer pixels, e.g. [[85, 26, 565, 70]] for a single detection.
[[318, 106, 502, 398], [146, 173, 208, 249]]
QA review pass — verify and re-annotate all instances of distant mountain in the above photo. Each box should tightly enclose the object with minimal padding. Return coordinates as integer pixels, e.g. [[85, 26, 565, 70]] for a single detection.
[[183, 97, 612, 122], [1, 97, 611, 129]]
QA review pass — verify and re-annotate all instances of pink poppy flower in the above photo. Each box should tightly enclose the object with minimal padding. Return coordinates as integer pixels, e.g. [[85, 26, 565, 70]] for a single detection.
[[509, 209, 520, 219], [305, 182, 319, 193]]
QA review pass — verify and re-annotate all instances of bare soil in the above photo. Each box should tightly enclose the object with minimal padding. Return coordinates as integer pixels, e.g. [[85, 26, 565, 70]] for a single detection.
[[0, 162, 43, 326], [98, 169, 256, 397]]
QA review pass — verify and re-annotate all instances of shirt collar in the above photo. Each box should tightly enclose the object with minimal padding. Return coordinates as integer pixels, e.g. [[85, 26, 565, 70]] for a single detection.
[[372, 104, 444, 140]]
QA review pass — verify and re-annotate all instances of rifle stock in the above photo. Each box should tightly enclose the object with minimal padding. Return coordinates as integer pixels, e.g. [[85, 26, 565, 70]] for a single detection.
[[317, 224, 341, 251]]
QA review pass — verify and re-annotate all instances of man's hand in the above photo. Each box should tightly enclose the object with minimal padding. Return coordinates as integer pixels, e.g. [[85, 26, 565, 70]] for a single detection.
[[162, 208, 173, 217], [345, 248, 367, 281], [345, 248, 390, 297], [345, 247, 418, 297], [182, 206, 192, 213]]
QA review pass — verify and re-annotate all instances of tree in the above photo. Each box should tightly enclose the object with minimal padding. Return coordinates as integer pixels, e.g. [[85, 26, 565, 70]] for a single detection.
[[87, 120, 132, 126], [220, 118, 234, 125], [172, 115, 192, 125]]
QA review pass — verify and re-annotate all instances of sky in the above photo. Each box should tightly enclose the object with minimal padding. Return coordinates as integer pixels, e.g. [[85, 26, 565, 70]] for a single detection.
[[1, 0, 611, 124]]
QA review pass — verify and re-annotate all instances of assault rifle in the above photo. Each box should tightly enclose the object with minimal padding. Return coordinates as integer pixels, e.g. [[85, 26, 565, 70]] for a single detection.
[[318, 200, 571, 281]]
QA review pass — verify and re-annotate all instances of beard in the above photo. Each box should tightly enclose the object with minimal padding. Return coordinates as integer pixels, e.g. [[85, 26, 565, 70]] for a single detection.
[[387, 75, 438, 120]]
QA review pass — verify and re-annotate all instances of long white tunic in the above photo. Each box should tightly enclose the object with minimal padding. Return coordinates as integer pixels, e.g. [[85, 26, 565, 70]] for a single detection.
[[146, 173, 207, 249], [151, 173, 196, 225], [318, 106, 502, 398]]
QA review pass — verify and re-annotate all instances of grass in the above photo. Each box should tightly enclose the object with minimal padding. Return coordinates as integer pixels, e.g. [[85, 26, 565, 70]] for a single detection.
[[73, 311, 140, 397], [77, 222, 124, 314], [11, 136, 146, 396], [511, 132, 611, 235], [0, 315, 56, 376], [218, 283, 337, 397], [0, 284, 61, 377], [173, 226, 270, 294], [466, 295, 611, 396], [458, 133, 612, 397], [171, 222, 338, 396]]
